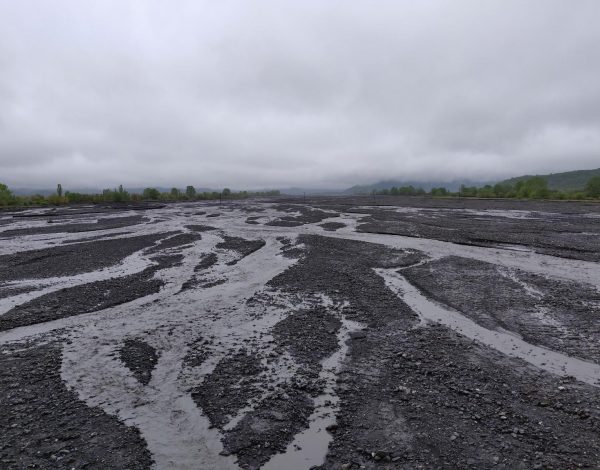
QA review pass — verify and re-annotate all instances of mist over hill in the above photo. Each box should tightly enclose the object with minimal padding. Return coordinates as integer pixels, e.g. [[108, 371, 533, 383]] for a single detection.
[[8, 167, 600, 199], [500, 168, 600, 191], [345, 179, 490, 194]]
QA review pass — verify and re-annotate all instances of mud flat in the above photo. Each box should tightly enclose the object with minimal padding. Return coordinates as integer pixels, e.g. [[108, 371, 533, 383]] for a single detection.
[[1, 197, 599, 469]]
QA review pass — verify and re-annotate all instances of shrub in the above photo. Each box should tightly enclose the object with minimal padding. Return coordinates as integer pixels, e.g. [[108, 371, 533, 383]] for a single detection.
[[0, 183, 16, 206], [185, 185, 196, 199], [585, 176, 600, 198]]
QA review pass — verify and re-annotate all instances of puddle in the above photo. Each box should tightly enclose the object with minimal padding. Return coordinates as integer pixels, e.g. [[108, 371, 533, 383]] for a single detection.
[[262, 317, 364, 470]]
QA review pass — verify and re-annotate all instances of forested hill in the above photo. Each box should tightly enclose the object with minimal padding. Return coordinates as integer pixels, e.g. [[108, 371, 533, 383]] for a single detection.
[[501, 168, 600, 191]]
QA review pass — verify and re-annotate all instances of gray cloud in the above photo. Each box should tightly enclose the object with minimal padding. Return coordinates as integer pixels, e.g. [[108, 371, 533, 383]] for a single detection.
[[1, 0, 599, 189]]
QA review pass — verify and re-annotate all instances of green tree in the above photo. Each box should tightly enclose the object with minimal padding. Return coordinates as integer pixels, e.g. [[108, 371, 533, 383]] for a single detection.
[[66, 192, 93, 204], [585, 176, 600, 198], [430, 187, 449, 196], [185, 185, 196, 199], [170, 187, 180, 198], [516, 177, 548, 199], [57, 183, 63, 197], [477, 185, 495, 198], [112, 185, 130, 202], [142, 187, 160, 200], [460, 185, 478, 197], [397, 185, 419, 196], [0, 183, 15, 206], [493, 183, 512, 198], [222, 188, 231, 197]]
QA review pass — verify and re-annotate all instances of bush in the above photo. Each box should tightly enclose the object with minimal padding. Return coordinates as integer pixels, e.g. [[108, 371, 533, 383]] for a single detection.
[[46, 194, 66, 205], [142, 187, 160, 200], [477, 185, 495, 198], [0, 183, 17, 206], [185, 185, 196, 199], [459, 185, 478, 197], [430, 187, 449, 196], [515, 177, 549, 199], [585, 176, 600, 198]]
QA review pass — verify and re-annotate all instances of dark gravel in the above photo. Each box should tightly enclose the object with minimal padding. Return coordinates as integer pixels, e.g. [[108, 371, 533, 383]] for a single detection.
[[179, 253, 220, 292], [0, 254, 182, 331], [61, 231, 132, 244], [404, 256, 600, 364], [0, 233, 167, 283], [322, 323, 600, 469], [144, 232, 202, 254], [0, 272, 162, 332], [194, 252, 218, 272], [182, 336, 211, 368], [266, 204, 339, 227], [223, 385, 314, 469], [269, 235, 423, 327], [3, 199, 600, 470], [119, 339, 160, 386], [245, 216, 261, 225], [273, 307, 342, 364], [216, 235, 266, 265], [191, 350, 263, 428], [185, 224, 218, 232], [319, 222, 347, 231], [0, 285, 37, 300], [0, 215, 147, 237], [354, 203, 600, 262], [0, 342, 153, 470]]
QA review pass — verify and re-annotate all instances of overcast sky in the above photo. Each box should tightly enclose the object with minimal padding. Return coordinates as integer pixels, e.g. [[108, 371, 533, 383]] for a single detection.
[[1, 0, 599, 189]]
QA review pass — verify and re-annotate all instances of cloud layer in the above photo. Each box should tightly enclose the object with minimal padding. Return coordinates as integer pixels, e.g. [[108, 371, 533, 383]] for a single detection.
[[1, 0, 600, 189]]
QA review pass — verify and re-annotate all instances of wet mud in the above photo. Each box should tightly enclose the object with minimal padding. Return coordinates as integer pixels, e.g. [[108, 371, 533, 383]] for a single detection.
[[0, 254, 182, 331], [266, 205, 338, 227], [1, 197, 599, 469], [192, 350, 264, 429], [0, 271, 163, 331], [404, 256, 600, 364], [352, 199, 600, 262], [216, 235, 266, 265], [0, 233, 166, 282], [0, 215, 147, 237], [145, 232, 202, 254], [0, 342, 153, 469]]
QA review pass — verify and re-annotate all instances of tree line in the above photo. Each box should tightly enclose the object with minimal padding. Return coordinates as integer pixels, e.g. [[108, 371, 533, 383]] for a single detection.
[[0, 183, 280, 207], [373, 176, 600, 200]]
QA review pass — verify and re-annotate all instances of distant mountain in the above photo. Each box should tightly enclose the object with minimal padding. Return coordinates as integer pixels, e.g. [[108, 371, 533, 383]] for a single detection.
[[500, 168, 600, 191], [345, 179, 489, 194]]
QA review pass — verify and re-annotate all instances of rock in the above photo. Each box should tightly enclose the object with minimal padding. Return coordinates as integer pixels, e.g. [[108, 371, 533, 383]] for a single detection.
[[349, 331, 367, 340]]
